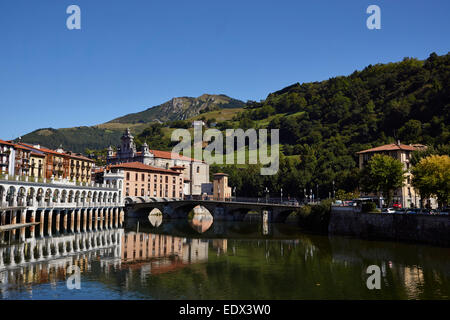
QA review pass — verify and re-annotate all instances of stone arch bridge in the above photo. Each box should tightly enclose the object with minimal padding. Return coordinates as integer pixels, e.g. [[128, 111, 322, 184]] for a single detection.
[[126, 197, 301, 223]]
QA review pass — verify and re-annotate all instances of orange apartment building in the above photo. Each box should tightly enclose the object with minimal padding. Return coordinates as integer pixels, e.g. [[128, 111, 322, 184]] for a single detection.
[[16, 143, 94, 183], [104, 162, 184, 199]]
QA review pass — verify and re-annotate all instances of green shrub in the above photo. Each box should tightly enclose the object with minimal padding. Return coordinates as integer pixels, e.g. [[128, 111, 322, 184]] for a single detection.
[[297, 199, 332, 233]]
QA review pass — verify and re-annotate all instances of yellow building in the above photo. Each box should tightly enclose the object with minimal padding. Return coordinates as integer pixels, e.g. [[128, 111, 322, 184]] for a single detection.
[[29, 152, 46, 179], [66, 152, 95, 183]]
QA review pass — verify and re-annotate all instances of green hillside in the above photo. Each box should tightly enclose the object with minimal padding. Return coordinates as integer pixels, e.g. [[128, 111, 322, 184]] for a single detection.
[[19, 94, 245, 153], [208, 53, 449, 198], [108, 94, 245, 124]]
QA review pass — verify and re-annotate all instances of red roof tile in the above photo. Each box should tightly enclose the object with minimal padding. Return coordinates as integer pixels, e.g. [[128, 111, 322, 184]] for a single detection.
[[0, 139, 14, 146], [109, 162, 182, 174], [17, 143, 94, 162], [150, 149, 201, 162], [357, 143, 419, 154], [109, 149, 203, 162]]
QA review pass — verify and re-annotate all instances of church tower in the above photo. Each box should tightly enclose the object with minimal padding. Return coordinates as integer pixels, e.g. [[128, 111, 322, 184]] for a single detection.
[[119, 128, 136, 160], [141, 142, 154, 165]]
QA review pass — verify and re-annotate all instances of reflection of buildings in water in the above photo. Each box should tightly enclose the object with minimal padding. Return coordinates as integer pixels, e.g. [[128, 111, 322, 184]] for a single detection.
[[0, 228, 124, 297], [212, 239, 227, 255], [122, 232, 184, 262], [120, 232, 210, 278], [182, 239, 209, 263], [189, 217, 213, 234], [401, 265, 424, 298]]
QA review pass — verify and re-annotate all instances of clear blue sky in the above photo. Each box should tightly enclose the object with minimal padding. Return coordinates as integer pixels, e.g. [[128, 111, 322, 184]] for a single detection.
[[0, 0, 448, 139]]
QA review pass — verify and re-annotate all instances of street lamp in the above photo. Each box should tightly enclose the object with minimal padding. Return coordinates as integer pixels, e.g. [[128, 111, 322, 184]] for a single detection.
[[233, 187, 236, 202], [280, 188, 283, 204], [265, 187, 269, 203]]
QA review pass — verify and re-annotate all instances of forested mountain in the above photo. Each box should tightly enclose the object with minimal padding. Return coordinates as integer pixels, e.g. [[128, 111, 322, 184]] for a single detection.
[[19, 94, 245, 152], [209, 52, 449, 198]]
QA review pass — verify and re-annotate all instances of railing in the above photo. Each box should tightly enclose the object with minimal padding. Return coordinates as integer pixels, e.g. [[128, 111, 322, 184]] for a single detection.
[[177, 196, 302, 206], [0, 175, 119, 190]]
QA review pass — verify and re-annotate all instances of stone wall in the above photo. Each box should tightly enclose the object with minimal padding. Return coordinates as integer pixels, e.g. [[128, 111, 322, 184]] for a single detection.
[[328, 208, 450, 247]]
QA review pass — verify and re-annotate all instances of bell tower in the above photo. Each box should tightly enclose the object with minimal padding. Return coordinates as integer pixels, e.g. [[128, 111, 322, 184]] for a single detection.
[[119, 128, 136, 160]]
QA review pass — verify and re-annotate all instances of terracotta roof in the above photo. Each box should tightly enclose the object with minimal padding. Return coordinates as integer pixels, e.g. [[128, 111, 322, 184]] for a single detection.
[[12, 144, 31, 151], [109, 162, 182, 174], [170, 165, 186, 170], [150, 149, 201, 162], [357, 143, 419, 154], [0, 139, 14, 146], [17, 143, 94, 162], [109, 149, 203, 162], [214, 172, 228, 176]]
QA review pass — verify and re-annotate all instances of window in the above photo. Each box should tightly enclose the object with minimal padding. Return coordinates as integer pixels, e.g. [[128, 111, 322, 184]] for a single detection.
[[141, 189, 144, 196], [197, 166, 200, 173], [126, 188, 129, 196], [135, 173, 138, 181], [126, 173, 130, 180], [142, 173, 145, 181], [135, 189, 138, 196], [165, 176, 168, 183]]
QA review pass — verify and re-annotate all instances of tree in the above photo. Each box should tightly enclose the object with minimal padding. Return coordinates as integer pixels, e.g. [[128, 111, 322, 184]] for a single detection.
[[360, 154, 405, 207], [411, 155, 450, 209]]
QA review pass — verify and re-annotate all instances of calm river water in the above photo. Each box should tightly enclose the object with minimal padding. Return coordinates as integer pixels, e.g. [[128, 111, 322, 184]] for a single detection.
[[1, 216, 449, 300]]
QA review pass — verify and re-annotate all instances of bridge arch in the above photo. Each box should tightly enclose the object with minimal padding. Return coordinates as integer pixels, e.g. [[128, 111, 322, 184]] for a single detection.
[[272, 208, 297, 223]]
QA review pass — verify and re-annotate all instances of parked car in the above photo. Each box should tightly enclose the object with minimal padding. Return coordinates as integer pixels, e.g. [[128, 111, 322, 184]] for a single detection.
[[392, 203, 402, 209], [382, 208, 395, 213]]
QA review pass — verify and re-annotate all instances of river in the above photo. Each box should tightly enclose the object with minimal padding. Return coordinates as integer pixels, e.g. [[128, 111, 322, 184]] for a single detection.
[[0, 215, 449, 299]]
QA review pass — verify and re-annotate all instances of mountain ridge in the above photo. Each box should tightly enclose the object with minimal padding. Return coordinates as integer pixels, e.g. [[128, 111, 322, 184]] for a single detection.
[[19, 94, 246, 152]]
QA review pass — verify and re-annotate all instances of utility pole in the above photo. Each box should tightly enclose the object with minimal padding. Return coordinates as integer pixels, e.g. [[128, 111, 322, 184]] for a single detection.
[[280, 188, 283, 204]]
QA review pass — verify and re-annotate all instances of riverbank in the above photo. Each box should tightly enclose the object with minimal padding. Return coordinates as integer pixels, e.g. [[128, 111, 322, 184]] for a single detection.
[[328, 208, 450, 247]]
